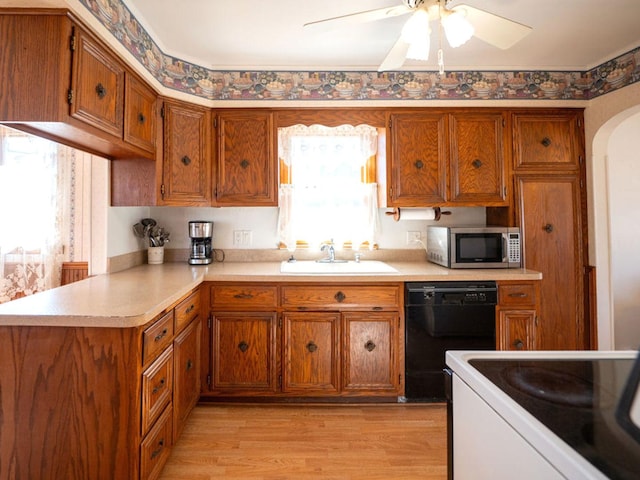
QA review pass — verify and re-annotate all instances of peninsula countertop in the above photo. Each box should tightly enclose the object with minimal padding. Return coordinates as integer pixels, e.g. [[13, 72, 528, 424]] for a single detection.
[[0, 261, 541, 328]]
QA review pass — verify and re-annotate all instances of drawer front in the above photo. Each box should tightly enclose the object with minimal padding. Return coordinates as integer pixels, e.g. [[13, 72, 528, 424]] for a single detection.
[[174, 289, 200, 333], [142, 346, 174, 435], [281, 285, 400, 310], [498, 283, 538, 306], [143, 311, 174, 365], [211, 284, 278, 309], [140, 405, 173, 480]]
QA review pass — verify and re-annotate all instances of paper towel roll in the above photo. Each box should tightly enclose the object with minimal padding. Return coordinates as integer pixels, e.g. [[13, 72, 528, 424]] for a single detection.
[[385, 207, 452, 221]]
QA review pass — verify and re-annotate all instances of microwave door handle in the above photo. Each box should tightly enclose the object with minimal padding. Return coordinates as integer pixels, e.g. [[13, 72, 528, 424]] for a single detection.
[[502, 234, 508, 263]]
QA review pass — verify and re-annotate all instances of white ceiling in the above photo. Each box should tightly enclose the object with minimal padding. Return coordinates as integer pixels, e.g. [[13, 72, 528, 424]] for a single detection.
[[123, 0, 640, 71]]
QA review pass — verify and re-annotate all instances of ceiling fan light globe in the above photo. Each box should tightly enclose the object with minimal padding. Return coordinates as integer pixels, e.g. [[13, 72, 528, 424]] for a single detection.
[[401, 9, 431, 44], [442, 11, 474, 48]]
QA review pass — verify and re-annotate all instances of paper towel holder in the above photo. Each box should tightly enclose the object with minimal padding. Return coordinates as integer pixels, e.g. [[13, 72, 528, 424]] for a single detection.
[[385, 207, 451, 222]]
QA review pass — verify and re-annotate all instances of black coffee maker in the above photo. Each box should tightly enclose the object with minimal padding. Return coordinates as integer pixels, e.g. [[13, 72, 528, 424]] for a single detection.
[[188, 221, 213, 265]]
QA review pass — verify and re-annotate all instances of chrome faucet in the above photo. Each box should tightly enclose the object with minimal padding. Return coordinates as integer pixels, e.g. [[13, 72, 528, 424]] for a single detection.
[[320, 240, 336, 262]]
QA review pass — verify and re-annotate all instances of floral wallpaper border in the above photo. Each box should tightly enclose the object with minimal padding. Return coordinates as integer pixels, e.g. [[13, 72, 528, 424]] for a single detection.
[[81, 0, 640, 102]]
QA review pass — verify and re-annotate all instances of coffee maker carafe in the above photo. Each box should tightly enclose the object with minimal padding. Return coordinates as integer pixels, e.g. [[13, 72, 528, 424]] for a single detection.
[[188, 221, 213, 265]]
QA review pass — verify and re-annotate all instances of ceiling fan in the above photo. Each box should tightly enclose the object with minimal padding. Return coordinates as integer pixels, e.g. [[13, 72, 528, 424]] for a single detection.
[[304, 0, 532, 72]]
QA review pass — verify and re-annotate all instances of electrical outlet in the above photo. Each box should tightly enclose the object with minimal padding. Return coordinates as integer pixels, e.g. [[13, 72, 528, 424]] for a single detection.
[[233, 230, 243, 246], [242, 230, 253, 246], [406, 231, 422, 245]]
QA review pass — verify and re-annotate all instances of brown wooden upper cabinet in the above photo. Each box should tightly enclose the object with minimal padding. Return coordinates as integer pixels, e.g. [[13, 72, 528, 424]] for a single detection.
[[124, 74, 157, 155], [385, 110, 509, 207], [70, 27, 125, 138], [213, 110, 278, 206], [160, 99, 212, 206]]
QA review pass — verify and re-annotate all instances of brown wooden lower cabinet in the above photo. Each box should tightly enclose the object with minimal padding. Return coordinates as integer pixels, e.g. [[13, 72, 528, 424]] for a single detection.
[[204, 282, 404, 399], [0, 287, 202, 480], [496, 280, 540, 350]]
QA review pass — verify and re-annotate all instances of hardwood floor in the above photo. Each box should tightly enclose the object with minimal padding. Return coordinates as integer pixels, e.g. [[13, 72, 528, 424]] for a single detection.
[[160, 403, 447, 480]]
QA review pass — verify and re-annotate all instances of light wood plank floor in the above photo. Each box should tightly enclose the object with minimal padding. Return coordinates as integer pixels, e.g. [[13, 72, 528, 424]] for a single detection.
[[160, 403, 447, 480]]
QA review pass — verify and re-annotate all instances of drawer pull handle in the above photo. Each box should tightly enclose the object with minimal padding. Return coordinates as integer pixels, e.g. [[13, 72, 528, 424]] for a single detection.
[[334, 291, 346, 303], [508, 292, 528, 298], [154, 329, 168, 342], [151, 439, 165, 459], [372, 306, 383, 311], [238, 341, 249, 352], [541, 137, 552, 147], [514, 339, 524, 350], [186, 359, 194, 371], [185, 304, 195, 314], [364, 340, 376, 352], [152, 377, 166, 395], [471, 158, 482, 168], [95, 83, 107, 99], [306, 341, 318, 353], [234, 293, 254, 299]]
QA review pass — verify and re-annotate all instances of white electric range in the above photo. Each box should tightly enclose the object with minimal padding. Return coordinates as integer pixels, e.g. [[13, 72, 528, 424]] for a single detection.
[[445, 350, 640, 480]]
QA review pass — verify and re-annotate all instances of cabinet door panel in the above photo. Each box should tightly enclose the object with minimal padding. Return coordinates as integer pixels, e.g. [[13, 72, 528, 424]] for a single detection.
[[124, 74, 156, 154], [212, 313, 277, 391], [498, 309, 536, 350], [162, 100, 211, 205], [389, 113, 448, 206], [512, 111, 582, 171], [282, 312, 340, 394], [517, 175, 585, 350], [173, 319, 201, 442], [342, 312, 399, 393], [449, 112, 507, 205], [215, 111, 276, 206], [71, 28, 124, 137]]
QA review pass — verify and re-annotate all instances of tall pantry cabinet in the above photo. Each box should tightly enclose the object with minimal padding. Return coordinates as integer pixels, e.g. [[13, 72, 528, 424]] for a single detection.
[[509, 110, 590, 350]]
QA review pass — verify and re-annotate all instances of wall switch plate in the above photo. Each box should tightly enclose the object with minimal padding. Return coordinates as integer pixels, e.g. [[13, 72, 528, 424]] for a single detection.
[[406, 231, 422, 245], [233, 230, 253, 247], [233, 230, 243, 246]]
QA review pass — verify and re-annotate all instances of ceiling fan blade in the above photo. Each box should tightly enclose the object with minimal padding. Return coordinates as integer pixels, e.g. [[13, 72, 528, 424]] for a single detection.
[[452, 4, 532, 49], [304, 5, 411, 33], [378, 36, 410, 72]]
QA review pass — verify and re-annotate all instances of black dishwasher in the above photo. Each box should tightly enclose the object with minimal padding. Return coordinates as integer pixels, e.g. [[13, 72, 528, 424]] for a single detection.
[[403, 281, 497, 402]]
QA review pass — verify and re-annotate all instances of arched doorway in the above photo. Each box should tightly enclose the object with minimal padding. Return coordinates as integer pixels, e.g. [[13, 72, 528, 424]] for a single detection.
[[590, 104, 640, 350]]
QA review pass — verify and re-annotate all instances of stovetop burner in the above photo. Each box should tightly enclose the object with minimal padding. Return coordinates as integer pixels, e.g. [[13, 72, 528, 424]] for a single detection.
[[501, 365, 596, 408]]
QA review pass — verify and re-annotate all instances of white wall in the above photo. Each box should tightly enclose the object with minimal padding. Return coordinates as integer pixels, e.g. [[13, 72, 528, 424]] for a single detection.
[[147, 206, 486, 251], [608, 113, 640, 349], [585, 81, 640, 350]]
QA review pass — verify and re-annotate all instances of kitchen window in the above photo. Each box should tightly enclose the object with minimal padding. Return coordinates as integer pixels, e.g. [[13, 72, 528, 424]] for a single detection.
[[277, 124, 380, 251], [0, 125, 88, 303]]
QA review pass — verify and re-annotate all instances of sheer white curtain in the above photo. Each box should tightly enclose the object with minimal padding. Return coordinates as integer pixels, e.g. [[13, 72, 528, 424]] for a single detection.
[[0, 126, 73, 303], [277, 124, 380, 251]]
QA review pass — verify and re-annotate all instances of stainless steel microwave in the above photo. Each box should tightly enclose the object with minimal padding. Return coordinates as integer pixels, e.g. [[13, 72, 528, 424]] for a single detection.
[[426, 226, 521, 269]]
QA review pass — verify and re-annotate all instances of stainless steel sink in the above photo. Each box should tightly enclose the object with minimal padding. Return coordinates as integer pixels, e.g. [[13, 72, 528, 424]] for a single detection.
[[280, 260, 398, 274]]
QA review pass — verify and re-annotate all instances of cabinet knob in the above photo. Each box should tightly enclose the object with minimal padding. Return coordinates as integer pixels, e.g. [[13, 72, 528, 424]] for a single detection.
[[514, 339, 524, 350], [364, 340, 376, 352], [306, 341, 318, 353], [334, 291, 346, 302], [238, 341, 249, 352], [541, 137, 552, 147], [186, 359, 194, 371], [471, 158, 483, 168], [544, 223, 554, 233], [138, 112, 146, 124], [414, 160, 424, 169], [181, 155, 191, 166], [95, 83, 107, 99], [150, 439, 165, 459], [240, 159, 250, 169]]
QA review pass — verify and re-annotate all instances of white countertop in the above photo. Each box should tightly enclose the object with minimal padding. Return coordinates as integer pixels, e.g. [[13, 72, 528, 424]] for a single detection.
[[446, 350, 638, 480], [0, 261, 541, 328]]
